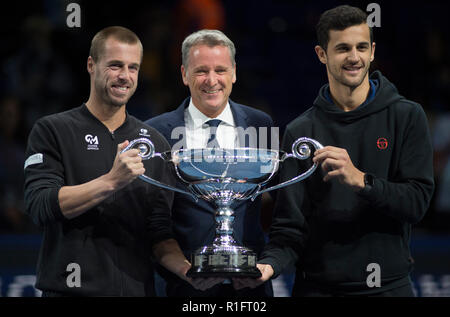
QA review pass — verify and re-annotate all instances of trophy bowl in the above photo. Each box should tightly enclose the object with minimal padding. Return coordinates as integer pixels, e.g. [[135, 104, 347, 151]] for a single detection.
[[122, 138, 323, 278], [173, 148, 278, 278]]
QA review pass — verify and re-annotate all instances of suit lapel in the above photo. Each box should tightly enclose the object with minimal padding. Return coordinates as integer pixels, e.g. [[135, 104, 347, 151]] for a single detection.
[[165, 98, 189, 149], [230, 99, 250, 147]]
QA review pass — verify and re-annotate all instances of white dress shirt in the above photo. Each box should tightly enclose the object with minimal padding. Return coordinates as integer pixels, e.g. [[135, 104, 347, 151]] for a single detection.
[[184, 98, 239, 149], [184, 99, 238, 285]]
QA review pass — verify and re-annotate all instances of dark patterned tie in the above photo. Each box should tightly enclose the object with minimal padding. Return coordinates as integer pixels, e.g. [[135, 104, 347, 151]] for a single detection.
[[205, 119, 222, 148]]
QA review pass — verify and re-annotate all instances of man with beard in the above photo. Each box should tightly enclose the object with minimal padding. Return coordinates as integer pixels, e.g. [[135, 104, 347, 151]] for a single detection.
[[236, 5, 434, 296], [23, 26, 199, 296]]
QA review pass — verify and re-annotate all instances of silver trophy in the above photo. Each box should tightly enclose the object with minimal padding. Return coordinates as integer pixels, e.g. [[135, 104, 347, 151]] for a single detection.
[[122, 137, 323, 278]]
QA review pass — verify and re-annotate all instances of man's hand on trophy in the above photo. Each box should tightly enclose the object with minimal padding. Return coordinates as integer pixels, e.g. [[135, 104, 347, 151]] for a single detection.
[[107, 140, 146, 190], [173, 258, 225, 291], [313, 146, 365, 192], [153, 240, 225, 291], [232, 263, 274, 290]]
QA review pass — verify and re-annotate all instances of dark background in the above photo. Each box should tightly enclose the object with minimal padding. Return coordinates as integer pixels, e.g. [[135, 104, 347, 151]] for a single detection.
[[0, 0, 449, 297]]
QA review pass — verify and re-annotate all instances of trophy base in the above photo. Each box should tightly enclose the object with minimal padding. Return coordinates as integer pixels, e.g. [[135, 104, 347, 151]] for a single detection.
[[186, 245, 262, 279], [186, 268, 262, 278]]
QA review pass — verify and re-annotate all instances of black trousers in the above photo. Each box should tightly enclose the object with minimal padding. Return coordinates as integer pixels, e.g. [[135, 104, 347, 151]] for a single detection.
[[292, 280, 415, 297], [166, 279, 273, 297]]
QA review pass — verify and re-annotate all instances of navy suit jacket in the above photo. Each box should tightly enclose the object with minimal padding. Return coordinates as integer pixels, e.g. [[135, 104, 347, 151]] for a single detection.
[[145, 98, 275, 260]]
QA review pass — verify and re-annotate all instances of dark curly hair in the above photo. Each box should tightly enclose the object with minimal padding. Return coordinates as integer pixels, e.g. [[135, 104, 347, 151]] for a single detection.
[[316, 5, 373, 51]]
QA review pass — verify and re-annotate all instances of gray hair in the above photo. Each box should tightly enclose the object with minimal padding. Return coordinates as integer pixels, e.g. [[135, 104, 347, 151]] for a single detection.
[[181, 29, 236, 68]]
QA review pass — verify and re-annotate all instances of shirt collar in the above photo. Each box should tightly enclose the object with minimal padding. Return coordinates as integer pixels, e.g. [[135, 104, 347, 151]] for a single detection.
[[324, 79, 378, 108], [187, 98, 235, 129]]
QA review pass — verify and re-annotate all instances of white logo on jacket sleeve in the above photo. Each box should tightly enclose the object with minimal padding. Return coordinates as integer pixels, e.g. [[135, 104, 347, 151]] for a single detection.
[[85, 134, 99, 150], [24, 153, 43, 169], [139, 128, 150, 137]]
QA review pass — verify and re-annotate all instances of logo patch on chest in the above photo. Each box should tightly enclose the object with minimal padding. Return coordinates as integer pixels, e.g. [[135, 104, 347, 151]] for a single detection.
[[376, 137, 388, 150], [85, 134, 99, 150]]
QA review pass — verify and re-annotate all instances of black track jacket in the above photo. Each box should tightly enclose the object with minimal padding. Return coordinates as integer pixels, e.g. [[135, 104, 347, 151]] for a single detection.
[[24, 104, 175, 296]]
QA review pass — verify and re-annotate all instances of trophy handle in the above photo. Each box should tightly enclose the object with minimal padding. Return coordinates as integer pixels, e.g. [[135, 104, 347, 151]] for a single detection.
[[121, 138, 198, 202], [251, 137, 323, 200]]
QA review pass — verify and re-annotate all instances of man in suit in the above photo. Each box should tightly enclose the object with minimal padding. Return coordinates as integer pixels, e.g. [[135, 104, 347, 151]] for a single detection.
[[145, 29, 275, 296]]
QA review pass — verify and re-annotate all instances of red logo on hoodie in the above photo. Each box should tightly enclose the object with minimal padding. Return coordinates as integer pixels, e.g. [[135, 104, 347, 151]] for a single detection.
[[377, 137, 388, 150]]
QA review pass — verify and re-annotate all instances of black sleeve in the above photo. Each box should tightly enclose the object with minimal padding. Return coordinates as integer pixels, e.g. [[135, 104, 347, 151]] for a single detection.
[[357, 105, 435, 224], [23, 118, 65, 227], [258, 128, 309, 277], [145, 133, 176, 247]]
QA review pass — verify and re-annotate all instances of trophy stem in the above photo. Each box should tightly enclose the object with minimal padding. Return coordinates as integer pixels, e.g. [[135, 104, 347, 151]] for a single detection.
[[186, 198, 261, 278], [212, 200, 236, 246]]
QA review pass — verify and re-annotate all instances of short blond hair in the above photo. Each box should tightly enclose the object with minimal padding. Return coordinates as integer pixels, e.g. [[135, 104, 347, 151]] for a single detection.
[[89, 26, 143, 62]]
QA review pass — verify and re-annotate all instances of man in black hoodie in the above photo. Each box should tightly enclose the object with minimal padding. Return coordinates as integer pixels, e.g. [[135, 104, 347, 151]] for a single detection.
[[235, 5, 434, 296]]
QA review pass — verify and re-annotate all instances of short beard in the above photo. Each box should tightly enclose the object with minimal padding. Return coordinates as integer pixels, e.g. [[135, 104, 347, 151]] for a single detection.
[[99, 84, 130, 108]]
